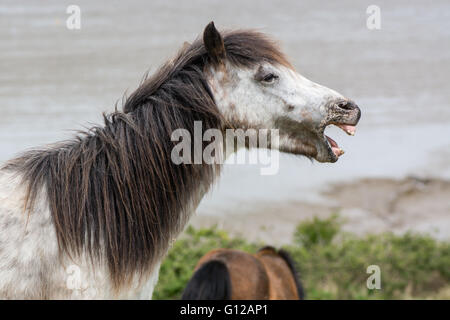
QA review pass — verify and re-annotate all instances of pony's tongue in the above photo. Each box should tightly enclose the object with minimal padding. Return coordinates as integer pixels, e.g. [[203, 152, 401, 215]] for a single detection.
[[326, 135, 345, 157], [337, 124, 356, 136]]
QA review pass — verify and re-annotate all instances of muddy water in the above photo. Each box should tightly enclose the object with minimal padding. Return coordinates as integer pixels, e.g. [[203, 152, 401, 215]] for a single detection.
[[1, 1, 449, 218]]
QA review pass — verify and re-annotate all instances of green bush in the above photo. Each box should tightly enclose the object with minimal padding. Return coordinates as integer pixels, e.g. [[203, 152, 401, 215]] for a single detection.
[[293, 213, 341, 248], [153, 217, 450, 300]]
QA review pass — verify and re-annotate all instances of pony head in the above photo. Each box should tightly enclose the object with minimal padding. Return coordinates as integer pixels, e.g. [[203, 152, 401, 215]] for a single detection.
[[203, 22, 361, 163]]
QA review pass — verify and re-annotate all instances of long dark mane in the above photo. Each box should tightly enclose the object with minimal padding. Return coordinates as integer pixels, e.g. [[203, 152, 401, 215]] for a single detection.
[[277, 249, 306, 299], [3, 29, 290, 290]]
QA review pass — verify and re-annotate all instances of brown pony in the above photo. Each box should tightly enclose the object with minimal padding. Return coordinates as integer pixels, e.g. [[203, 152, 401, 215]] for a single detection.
[[182, 247, 305, 300]]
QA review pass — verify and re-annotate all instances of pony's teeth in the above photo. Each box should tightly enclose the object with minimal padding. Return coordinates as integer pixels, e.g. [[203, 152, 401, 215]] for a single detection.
[[332, 147, 345, 157], [337, 124, 356, 136]]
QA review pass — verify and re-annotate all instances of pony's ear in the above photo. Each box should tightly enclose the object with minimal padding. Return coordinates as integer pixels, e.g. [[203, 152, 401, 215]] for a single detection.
[[203, 21, 226, 65]]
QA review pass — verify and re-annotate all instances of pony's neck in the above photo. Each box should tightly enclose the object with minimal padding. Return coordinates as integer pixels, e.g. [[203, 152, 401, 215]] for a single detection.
[[5, 93, 223, 290]]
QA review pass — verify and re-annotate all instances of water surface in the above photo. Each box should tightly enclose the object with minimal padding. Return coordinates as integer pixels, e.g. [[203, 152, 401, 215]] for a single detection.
[[1, 0, 449, 215]]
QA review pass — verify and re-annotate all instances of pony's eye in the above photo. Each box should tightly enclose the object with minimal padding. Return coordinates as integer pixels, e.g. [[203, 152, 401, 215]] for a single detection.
[[262, 73, 278, 83]]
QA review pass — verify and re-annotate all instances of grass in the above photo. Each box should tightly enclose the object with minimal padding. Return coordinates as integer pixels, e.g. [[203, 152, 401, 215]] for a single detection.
[[153, 215, 450, 300]]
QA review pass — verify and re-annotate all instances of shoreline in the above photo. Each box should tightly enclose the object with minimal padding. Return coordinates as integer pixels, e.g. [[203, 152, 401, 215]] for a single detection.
[[191, 176, 450, 245]]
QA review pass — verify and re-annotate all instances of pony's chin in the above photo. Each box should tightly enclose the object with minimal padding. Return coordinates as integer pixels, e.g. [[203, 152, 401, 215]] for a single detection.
[[313, 137, 342, 163], [314, 147, 339, 163], [276, 121, 356, 162], [314, 123, 358, 163]]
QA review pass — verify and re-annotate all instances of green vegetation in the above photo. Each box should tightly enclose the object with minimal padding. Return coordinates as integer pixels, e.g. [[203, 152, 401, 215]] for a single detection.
[[153, 215, 450, 300]]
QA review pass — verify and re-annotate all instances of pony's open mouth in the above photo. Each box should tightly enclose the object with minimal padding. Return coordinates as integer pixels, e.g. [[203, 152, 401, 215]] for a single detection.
[[322, 124, 357, 161]]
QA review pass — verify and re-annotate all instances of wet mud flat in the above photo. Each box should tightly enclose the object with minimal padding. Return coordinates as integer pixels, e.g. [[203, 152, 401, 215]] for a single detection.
[[191, 177, 450, 245]]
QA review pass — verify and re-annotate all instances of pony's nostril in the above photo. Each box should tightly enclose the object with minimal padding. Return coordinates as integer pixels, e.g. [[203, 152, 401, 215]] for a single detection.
[[336, 100, 357, 111]]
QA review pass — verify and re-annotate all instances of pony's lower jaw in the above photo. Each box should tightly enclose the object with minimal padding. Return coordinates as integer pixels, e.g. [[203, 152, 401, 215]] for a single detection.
[[277, 124, 356, 163], [314, 139, 339, 163], [274, 114, 359, 163], [316, 124, 357, 163]]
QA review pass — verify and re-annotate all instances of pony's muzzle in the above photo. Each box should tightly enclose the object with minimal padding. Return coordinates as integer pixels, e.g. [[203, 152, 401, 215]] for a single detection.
[[327, 99, 361, 126]]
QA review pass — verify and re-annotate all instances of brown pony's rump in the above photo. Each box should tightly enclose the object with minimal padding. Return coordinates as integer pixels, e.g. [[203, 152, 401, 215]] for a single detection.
[[258, 246, 305, 300], [2, 28, 290, 289], [183, 247, 304, 300]]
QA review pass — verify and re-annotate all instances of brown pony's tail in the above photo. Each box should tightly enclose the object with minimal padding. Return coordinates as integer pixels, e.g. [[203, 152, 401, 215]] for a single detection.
[[181, 260, 232, 300], [277, 249, 306, 300]]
